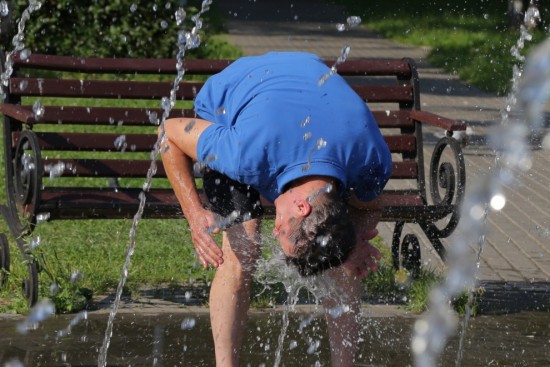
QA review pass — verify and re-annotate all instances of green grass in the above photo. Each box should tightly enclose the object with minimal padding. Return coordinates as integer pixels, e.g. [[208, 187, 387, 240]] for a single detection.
[[336, 0, 549, 95]]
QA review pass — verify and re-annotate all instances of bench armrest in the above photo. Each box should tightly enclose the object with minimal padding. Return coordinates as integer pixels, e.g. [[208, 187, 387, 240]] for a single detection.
[[410, 110, 466, 131], [0, 103, 35, 124]]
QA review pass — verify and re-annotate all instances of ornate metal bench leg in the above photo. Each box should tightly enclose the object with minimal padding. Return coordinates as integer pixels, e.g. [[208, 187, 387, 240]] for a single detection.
[[23, 259, 39, 306], [392, 222, 422, 277], [391, 221, 405, 270], [12, 236, 39, 306], [0, 233, 9, 288], [401, 234, 421, 277], [420, 222, 448, 262]]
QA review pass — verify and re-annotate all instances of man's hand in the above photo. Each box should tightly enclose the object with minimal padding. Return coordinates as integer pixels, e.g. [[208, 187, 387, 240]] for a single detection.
[[342, 228, 382, 280], [187, 207, 224, 269]]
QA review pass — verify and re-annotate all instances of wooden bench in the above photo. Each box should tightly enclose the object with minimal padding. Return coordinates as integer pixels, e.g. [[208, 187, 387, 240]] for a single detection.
[[0, 53, 466, 305]]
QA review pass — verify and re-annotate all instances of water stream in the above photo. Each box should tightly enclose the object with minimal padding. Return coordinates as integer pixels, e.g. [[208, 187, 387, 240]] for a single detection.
[[412, 3, 550, 367], [97, 2, 213, 366]]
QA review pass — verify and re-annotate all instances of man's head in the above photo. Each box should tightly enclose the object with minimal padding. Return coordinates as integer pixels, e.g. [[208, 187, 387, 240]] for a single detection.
[[273, 182, 356, 276]]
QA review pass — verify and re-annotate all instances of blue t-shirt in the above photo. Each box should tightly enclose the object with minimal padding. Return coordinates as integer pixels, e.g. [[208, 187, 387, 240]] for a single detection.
[[195, 52, 391, 203]]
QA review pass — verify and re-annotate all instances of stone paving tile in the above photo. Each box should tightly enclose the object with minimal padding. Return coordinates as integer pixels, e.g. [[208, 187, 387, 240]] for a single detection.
[[217, 0, 550, 287]]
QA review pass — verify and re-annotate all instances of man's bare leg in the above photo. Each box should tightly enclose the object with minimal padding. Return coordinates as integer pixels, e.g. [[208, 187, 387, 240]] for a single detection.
[[209, 219, 261, 367], [322, 269, 362, 366]]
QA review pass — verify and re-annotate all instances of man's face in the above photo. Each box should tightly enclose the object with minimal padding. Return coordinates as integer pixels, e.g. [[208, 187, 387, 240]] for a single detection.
[[273, 193, 297, 257]]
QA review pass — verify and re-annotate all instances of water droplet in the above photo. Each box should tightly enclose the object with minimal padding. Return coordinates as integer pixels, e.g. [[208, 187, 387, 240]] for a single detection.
[[36, 212, 50, 223], [18, 79, 28, 91], [160, 20, 168, 29], [148, 111, 158, 125], [20, 48, 31, 60], [289, 340, 298, 350], [336, 23, 346, 32], [71, 270, 83, 284], [469, 204, 485, 220], [303, 132, 312, 141], [185, 291, 192, 300], [0, 1, 9, 17], [114, 135, 127, 152], [215, 106, 226, 115], [327, 304, 349, 318], [32, 99, 44, 119], [45, 161, 66, 179], [181, 318, 196, 330], [489, 193, 506, 211], [17, 300, 55, 334], [315, 138, 327, 149], [300, 116, 311, 127], [29, 236, 40, 249], [346, 15, 361, 28], [175, 7, 186, 25], [307, 339, 320, 354], [50, 282, 59, 296], [130, 3, 137, 12], [316, 235, 329, 246]]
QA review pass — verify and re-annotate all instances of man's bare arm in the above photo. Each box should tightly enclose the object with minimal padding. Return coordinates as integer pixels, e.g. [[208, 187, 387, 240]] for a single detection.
[[160, 117, 223, 268], [340, 194, 384, 279], [347, 194, 383, 232]]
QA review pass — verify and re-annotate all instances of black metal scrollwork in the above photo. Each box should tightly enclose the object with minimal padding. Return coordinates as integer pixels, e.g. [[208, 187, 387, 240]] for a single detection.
[[428, 135, 466, 238], [13, 130, 43, 226]]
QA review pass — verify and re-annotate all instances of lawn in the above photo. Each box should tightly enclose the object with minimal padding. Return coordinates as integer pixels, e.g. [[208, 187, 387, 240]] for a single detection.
[[337, 0, 550, 95]]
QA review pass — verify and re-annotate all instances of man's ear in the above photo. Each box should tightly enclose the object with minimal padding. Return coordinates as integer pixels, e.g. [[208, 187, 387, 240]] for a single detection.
[[295, 199, 312, 218]]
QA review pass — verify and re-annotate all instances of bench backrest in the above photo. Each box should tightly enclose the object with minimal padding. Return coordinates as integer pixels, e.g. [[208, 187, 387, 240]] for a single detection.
[[2, 53, 424, 223]]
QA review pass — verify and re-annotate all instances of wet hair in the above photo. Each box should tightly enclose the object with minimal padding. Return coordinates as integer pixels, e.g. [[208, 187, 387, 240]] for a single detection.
[[285, 189, 355, 277]]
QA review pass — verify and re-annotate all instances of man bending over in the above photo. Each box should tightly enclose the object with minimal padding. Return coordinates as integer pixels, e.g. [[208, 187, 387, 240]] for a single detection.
[[160, 51, 392, 366]]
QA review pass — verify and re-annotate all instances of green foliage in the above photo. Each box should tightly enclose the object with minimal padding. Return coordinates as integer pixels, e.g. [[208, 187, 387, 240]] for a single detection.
[[7, 0, 237, 59], [451, 287, 485, 316]]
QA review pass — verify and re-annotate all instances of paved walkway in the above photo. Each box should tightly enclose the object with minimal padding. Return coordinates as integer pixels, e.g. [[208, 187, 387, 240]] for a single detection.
[[217, 0, 550, 304]]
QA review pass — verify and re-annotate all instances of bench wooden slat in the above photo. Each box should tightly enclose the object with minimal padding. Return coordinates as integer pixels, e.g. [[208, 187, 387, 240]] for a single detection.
[[39, 159, 417, 180], [5, 105, 415, 129], [38, 187, 436, 221], [371, 110, 413, 128], [13, 53, 233, 75], [1, 105, 414, 128], [19, 132, 416, 155], [391, 161, 418, 179], [6, 106, 194, 125], [39, 188, 183, 219], [14, 53, 412, 78], [42, 158, 167, 178], [10, 78, 412, 104], [10, 78, 204, 100], [353, 85, 413, 104]]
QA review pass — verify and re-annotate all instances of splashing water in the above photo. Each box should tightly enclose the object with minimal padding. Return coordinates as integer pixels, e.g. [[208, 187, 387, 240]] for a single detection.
[[0, 0, 42, 100], [56, 311, 88, 338], [412, 6, 546, 367], [254, 239, 346, 367], [16, 299, 55, 334], [336, 15, 362, 32], [97, 2, 213, 366], [318, 45, 351, 86]]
